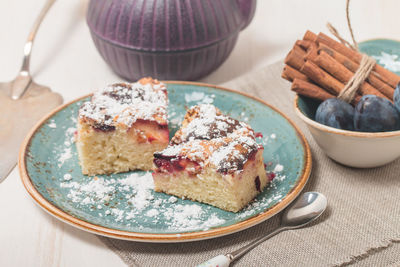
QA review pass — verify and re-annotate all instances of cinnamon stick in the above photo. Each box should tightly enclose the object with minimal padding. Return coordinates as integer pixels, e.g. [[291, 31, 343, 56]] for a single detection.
[[282, 65, 310, 82], [317, 32, 400, 88], [303, 30, 318, 42], [300, 60, 344, 95], [318, 43, 395, 98], [292, 79, 335, 101], [293, 44, 307, 55], [284, 48, 306, 70], [305, 46, 319, 62], [296, 40, 313, 51], [300, 59, 363, 104], [314, 51, 389, 100]]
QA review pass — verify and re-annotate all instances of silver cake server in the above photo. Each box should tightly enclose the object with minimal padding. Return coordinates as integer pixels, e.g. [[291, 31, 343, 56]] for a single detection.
[[0, 0, 63, 183]]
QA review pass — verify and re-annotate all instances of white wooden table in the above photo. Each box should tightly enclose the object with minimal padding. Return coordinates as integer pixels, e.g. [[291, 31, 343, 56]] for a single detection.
[[1, 0, 400, 266]]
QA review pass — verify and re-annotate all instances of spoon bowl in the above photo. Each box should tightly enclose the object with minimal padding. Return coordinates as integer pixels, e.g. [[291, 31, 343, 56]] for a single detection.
[[282, 192, 327, 228]]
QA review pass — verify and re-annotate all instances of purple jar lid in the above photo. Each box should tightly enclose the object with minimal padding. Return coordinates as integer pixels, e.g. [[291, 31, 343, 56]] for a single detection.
[[87, 0, 256, 52]]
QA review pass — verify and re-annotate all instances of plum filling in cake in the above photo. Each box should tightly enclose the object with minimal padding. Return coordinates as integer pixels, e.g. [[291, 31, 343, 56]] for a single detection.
[[93, 123, 116, 132], [154, 146, 262, 177], [152, 104, 269, 212], [76, 77, 169, 175], [130, 120, 169, 144], [255, 176, 261, 191], [154, 154, 201, 174]]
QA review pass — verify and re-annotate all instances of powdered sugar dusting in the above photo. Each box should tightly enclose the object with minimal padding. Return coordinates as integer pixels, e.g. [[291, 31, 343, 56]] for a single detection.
[[63, 174, 72, 181], [61, 176, 115, 204], [56, 126, 76, 167], [184, 92, 215, 104], [48, 120, 57, 128], [163, 204, 226, 231], [58, 147, 72, 167], [79, 79, 168, 128], [156, 104, 260, 174], [209, 132, 257, 173], [121, 174, 155, 211], [274, 164, 284, 172]]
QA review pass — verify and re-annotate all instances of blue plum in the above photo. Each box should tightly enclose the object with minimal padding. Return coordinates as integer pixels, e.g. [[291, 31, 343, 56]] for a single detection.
[[315, 98, 355, 130], [354, 95, 400, 132], [394, 83, 400, 113]]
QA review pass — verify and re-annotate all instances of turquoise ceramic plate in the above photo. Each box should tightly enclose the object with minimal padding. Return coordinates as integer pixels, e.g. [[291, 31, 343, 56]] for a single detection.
[[19, 82, 311, 242]]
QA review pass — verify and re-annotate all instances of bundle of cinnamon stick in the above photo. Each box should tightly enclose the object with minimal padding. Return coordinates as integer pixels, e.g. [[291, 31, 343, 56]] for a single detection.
[[282, 30, 400, 104]]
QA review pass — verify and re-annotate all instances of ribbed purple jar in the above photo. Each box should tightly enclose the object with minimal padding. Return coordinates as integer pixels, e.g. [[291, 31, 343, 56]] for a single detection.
[[87, 0, 256, 81]]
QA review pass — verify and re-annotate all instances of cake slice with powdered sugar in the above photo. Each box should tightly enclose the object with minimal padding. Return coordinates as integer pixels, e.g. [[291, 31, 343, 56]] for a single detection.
[[76, 77, 169, 175], [152, 104, 268, 212]]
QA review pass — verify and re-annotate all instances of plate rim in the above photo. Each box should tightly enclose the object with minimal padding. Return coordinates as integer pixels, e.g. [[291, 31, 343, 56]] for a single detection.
[[19, 81, 312, 243]]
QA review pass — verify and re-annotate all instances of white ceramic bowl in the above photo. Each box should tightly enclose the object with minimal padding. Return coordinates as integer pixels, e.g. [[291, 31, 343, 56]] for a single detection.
[[294, 95, 400, 168]]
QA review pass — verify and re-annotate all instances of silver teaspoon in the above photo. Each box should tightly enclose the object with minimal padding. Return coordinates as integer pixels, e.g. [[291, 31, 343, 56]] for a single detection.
[[197, 192, 327, 267]]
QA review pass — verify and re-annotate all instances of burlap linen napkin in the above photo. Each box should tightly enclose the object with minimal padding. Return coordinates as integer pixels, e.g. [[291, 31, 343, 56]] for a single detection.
[[99, 61, 400, 266]]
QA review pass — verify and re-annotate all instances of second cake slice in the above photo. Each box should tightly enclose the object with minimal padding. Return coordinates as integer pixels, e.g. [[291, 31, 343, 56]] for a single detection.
[[152, 104, 268, 212]]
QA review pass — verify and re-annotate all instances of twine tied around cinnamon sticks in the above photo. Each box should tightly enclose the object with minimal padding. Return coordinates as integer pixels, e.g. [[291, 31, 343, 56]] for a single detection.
[[327, 0, 358, 51], [282, 0, 400, 105], [326, 0, 376, 104], [337, 54, 376, 103]]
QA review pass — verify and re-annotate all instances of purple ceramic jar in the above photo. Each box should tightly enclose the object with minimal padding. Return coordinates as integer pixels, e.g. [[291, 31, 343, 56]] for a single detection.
[[87, 0, 256, 81]]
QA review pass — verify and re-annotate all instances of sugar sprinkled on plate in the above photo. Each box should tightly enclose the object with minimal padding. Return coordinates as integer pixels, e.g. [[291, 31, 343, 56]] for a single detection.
[[58, 147, 72, 167], [60, 171, 229, 231], [146, 209, 160, 217], [274, 164, 284, 172], [184, 91, 215, 104], [168, 196, 178, 203], [56, 126, 76, 167], [48, 120, 57, 128], [63, 173, 72, 181], [59, 167, 288, 231]]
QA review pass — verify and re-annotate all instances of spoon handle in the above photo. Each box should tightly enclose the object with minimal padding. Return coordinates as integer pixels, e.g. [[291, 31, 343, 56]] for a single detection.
[[227, 226, 287, 262], [197, 227, 287, 267], [196, 255, 231, 267]]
